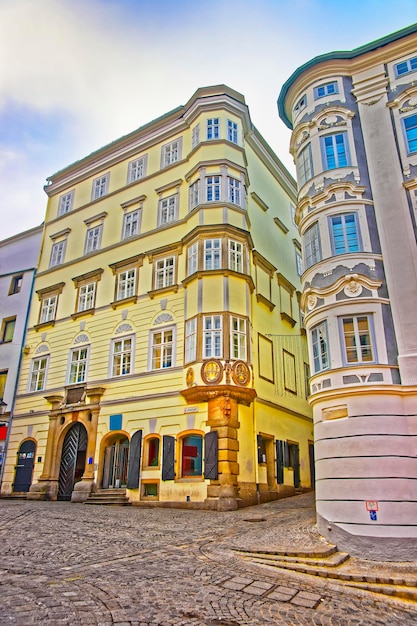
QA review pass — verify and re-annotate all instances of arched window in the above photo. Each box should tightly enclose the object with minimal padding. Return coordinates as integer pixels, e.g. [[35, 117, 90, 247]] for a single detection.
[[145, 436, 160, 468], [181, 434, 203, 477]]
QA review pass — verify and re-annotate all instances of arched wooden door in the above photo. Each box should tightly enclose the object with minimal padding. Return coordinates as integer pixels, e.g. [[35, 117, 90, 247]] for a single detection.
[[13, 440, 36, 492], [58, 423, 88, 500]]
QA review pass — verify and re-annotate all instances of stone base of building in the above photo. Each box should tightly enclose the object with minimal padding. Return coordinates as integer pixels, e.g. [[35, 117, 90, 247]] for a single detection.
[[27, 480, 58, 501], [71, 479, 94, 503], [317, 514, 417, 561]]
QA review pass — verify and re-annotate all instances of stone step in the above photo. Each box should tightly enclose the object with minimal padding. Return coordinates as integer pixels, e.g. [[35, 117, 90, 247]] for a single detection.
[[244, 550, 349, 568], [233, 545, 337, 559], [84, 488, 131, 506]]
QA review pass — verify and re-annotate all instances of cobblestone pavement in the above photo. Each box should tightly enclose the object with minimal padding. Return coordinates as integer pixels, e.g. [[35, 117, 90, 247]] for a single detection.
[[0, 493, 416, 625]]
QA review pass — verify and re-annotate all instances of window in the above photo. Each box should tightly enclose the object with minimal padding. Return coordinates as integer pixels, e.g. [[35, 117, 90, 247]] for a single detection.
[[162, 139, 181, 167], [283, 349, 297, 394], [290, 203, 296, 225], [228, 240, 243, 272], [1, 317, 16, 343], [155, 257, 175, 289], [228, 177, 241, 205], [58, 191, 74, 216], [311, 322, 329, 373], [50, 240, 66, 268], [77, 283, 96, 312], [321, 133, 350, 169], [329, 213, 361, 254], [111, 336, 133, 376], [84, 225, 102, 254], [192, 124, 200, 148], [150, 328, 174, 369], [203, 315, 222, 358], [297, 144, 313, 187], [145, 437, 160, 467], [230, 316, 247, 360], [128, 156, 146, 183], [304, 222, 321, 269], [395, 56, 417, 77], [341, 315, 375, 364], [68, 347, 89, 384], [314, 81, 338, 99], [403, 114, 417, 154], [29, 357, 48, 392], [117, 269, 136, 301], [207, 118, 220, 140], [0, 370, 7, 400], [185, 318, 197, 363], [187, 242, 198, 275], [227, 120, 238, 144], [122, 209, 141, 239], [294, 95, 306, 114], [206, 176, 221, 202], [9, 274, 23, 295], [181, 434, 202, 477], [204, 239, 221, 270], [189, 181, 199, 209], [159, 194, 178, 226], [92, 174, 109, 200], [40, 295, 58, 324], [295, 251, 303, 276]]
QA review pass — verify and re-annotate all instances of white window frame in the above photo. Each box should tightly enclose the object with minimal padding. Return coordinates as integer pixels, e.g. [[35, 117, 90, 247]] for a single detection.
[[321, 132, 350, 170], [68, 346, 89, 384], [29, 356, 49, 392], [340, 314, 376, 365], [207, 118, 220, 140], [40, 295, 58, 324], [149, 327, 175, 370], [228, 240, 243, 273], [314, 81, 338, 99], [77, 282, 96, 312], [394, 56, 417, 77], [189, 180, 199, 210], [128, 156, 147, 183], [402, 113, 417, 155], [206, 176, 221, 202], [158, 194, 178, 226], [230, 316, 247, 361], [228, 177, 241, 205], [204, 239, 221, 270], [49, 240, 66, 268], [203, 315, 223, 358], [192, 124, 200, 148], [294, 94, 307, 115], [117, 268, 137, 301], [58, 191, 74, 216], [92, 174, 109, 200], [162, 139, 181, 167], [122, 209, 141, 239], [111, 335, 134, 377], [84, 224, 102, 254], [155, 256, 175, 290], [185, 318, 197, 364], [187, 242, 198, 275], [295, 250, 303, 276], [297, 144, 313, 187], [227, 119, 238, 144], [311, 321, 329, 373], [304, 222, 321, 269]]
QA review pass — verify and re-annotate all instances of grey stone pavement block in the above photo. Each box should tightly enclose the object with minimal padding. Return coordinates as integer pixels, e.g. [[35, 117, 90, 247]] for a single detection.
[[0, 492, 416, 625]]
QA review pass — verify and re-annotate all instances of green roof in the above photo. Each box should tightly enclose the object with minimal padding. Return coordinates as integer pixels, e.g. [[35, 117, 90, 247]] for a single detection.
[[278, 22, 417, 129]]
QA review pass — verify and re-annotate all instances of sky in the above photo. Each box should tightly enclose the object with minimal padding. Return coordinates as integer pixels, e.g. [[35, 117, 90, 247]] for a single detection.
[[1, 0, 417, 240]]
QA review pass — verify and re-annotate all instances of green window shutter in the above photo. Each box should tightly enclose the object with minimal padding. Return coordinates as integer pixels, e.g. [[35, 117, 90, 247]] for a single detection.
[[204, 431, 218, 479], [162, 435, 175, 480], [126, 430, 142, 489], [276, 440, 284, 484]]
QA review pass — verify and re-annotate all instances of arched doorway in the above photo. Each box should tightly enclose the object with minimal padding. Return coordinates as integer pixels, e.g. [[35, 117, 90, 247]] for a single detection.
[[58, 422, 88, 500], [13, 440, 36, 492], [102, 435, 129, 489]]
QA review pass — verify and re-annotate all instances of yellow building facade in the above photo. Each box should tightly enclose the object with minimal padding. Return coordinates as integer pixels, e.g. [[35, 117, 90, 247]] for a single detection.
[[3, 86, 313, 509]]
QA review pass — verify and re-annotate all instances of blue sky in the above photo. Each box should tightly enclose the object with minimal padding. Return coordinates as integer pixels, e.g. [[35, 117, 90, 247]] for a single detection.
[[1, 0, 416, 239]]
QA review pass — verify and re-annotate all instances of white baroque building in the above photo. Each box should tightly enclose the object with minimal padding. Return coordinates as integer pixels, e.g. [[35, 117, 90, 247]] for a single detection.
[[278, 23, 417, 559]]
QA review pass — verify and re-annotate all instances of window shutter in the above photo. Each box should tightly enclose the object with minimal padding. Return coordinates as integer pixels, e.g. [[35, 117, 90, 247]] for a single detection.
[[162, 435, 175, 480], [284, 441, 290, 467], [293, 444, 301, 488], [204, 431, 218, 479], [257, 434, 263, 464], [276, 440, 285, 485], [126, 430, 142, 489]]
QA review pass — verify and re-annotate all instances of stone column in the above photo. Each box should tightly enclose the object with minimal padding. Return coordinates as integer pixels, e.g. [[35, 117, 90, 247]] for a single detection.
[[206, 394, 240, 511]]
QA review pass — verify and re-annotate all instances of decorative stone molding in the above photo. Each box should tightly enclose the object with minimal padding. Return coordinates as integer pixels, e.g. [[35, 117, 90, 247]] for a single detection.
[[301, 273, 381, 311]]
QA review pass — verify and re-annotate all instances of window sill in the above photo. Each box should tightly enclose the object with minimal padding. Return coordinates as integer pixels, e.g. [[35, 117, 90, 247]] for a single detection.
[[147, 284, 179, 299], [34, 321, 56, 331], [256, 294, 275, 311], [281, 312, 297, 327], [111, 295, 138, 309], [71, 309, 95, 320]]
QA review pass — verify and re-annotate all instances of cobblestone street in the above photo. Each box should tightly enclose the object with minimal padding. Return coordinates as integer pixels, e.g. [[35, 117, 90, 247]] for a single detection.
[[0, 493, 416, 625]]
